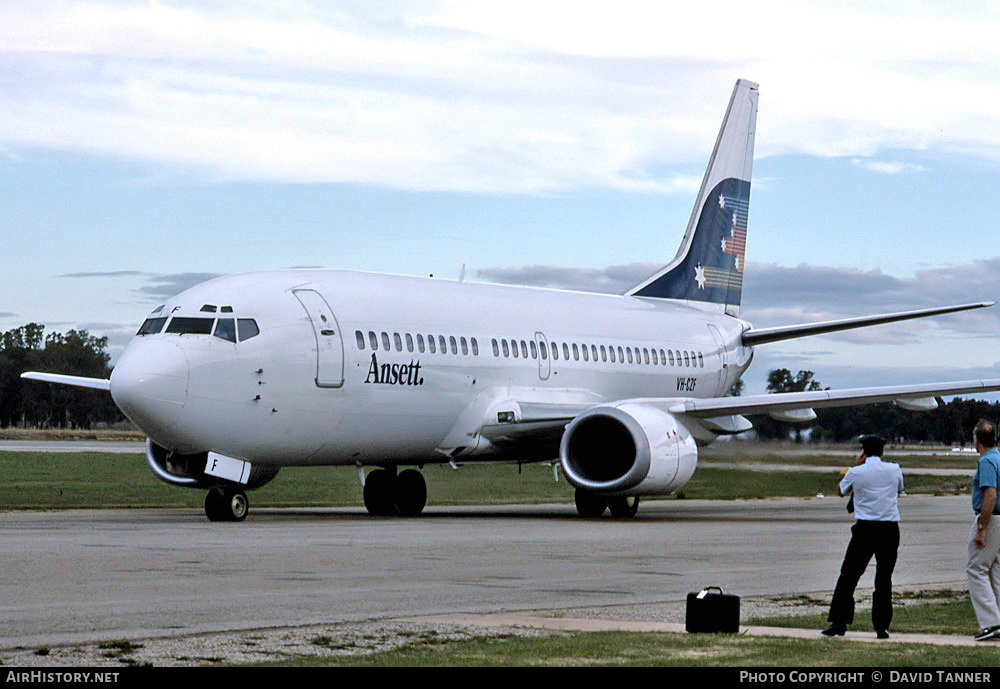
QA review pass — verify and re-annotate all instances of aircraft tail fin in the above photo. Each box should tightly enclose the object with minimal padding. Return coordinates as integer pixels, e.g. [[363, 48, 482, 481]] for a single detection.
[[627, 79, 758, 317]]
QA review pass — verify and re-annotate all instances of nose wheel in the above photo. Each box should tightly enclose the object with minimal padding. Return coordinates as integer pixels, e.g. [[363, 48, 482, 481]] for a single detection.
[[205, 486, 249, 522]]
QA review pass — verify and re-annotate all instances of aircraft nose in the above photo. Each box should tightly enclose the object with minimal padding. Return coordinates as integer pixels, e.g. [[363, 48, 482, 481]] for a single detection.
[[110, 340, 190, 434]]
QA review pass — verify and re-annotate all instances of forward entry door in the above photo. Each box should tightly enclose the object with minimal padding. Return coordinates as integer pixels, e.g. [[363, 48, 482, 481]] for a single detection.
[[293, 289, 345, 388]]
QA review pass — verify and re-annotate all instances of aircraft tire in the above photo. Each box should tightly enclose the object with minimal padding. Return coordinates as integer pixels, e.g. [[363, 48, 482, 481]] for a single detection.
[[363, 469, 398, 516], [394, 469, 427, 517], [205, 486, 249, 522], [607, 496, 639, 519], [574, 489, 608, 518], [205, 488, 225, 522]]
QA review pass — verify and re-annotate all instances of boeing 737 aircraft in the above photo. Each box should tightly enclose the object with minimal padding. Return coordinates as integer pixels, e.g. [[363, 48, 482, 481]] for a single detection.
[[23, 79, 1000, 521]]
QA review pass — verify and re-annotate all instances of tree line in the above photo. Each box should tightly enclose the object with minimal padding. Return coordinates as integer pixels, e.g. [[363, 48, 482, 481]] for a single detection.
[[0, 324, 122, 429], [750, 368, 1000, 446]]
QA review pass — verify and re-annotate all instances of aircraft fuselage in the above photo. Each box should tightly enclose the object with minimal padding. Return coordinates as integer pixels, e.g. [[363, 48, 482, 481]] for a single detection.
[[111, 269, 751, 467]]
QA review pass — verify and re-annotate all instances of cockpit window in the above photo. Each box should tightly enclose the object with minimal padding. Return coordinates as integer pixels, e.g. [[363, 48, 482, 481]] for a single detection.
[[137, 317, 168, 336], [200, 304, 218, 313], [166, 317, 215, 335], [237, 319, 260, 341], [214, 318, 237, 343]]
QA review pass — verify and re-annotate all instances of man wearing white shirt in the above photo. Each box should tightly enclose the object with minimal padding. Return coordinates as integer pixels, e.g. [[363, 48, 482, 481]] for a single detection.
[[822, 435, 904, 639]]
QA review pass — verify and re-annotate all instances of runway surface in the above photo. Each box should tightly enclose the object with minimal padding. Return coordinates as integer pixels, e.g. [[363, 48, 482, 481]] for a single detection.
[[0, 495, 975, 649]]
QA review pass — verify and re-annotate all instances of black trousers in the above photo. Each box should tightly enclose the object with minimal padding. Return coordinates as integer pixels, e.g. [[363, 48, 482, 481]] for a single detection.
[[828, 520, 900, 629]]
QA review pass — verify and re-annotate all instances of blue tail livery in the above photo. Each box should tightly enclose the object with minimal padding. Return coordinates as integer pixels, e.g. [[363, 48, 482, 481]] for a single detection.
[[628, 79, 757, 317]]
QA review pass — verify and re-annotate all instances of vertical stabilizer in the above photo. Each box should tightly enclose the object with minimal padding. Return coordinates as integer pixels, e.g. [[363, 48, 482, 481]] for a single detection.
[[627, 79, 758, 317]]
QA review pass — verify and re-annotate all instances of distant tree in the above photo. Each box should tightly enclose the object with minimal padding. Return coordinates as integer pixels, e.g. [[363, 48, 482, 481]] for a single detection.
[[0, 324, 122, 428]]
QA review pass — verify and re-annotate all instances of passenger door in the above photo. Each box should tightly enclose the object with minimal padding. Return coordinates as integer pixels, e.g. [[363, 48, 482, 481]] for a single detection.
[[293, 288, 345, 388]]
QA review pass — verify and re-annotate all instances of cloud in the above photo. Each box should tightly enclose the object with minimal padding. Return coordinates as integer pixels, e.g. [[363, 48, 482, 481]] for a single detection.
[[0, 311, 17, 319], [60, 270, 222, 302], [135, 273, 223, 302], [851, 159, 929, 175], [476, 258, 1000, 343], [2, 2, 1000, 192], [476, 263, 658, 294]]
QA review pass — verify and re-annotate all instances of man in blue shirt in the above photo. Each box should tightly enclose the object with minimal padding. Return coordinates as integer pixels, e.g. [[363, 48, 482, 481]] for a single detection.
[[822, 435, 903, 639], [967, 419, 1000, 641]]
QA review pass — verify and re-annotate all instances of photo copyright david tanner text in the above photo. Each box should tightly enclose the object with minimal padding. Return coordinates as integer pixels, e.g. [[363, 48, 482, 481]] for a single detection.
[[739, 671, 993, 684]]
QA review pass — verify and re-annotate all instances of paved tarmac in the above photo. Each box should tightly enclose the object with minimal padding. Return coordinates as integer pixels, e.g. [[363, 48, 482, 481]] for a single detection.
[[0, 495, 978, 650]]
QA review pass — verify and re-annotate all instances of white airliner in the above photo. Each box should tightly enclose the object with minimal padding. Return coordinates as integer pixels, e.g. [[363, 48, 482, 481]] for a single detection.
[[23, 79, 1000, 522]]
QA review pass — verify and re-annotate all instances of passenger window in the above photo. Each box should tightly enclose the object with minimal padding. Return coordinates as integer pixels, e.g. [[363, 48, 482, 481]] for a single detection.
[[449, 336, 458, 354], [511, 339, 519, 358], [214, 319, 237, 343], [439, 335, 447, 353], [369, 331, 378, 350], [610, 346, 616, 363], [417, 334, 425, 353], [381, 332, 390, 350], [563, 343, 570, 360], [237, 319, 260, 341], [652, 349, 658, 365], [471, 338, 479, 356], [492, 339, 499, 357], [581, 344, 589, 361], [519, 340, 527, 358], [539, 342, 547, 360], [660, 349, 666, 365], [356, 330, 365, 350], [460, 337, 468, 355], [643, 349, 650, 365], [698, 352, 704, 367], [502, 339, 510, 357], [627, 348, 633, 364], [406, 333, 414, 352], [428, 335, 436, 354], [394, 333, 402, 351], [551, 342, 559, 360], [684, 352, 690, 367]]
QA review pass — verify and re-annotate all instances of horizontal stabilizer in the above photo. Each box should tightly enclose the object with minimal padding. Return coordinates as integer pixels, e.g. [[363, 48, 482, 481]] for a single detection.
[[21, 372, 111, 391], [741, 302, 994, 347]]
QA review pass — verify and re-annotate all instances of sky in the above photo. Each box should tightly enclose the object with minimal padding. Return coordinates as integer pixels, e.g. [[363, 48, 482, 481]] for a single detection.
[[2, 0, 1000, 398]]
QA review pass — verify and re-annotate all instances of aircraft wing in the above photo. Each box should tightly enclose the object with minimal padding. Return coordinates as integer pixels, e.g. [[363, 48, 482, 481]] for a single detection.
[[21, 372, 111, 391], [667, 378, 1000, 418], [478, 378, 1000, 452]]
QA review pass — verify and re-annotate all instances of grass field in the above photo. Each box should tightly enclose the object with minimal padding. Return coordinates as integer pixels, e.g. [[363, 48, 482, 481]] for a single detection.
[[0, 450, 975, 510], [256, 631, 1000, 667]]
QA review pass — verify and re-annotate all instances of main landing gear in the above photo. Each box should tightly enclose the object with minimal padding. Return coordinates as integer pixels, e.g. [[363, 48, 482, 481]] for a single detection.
[[363, 467, 427, 517], [205, 485, 249, 522], [574, 488, 640, 519]]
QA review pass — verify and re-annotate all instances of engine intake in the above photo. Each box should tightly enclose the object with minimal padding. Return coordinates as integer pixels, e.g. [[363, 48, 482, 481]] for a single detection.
[[559, 403, 697, 496]]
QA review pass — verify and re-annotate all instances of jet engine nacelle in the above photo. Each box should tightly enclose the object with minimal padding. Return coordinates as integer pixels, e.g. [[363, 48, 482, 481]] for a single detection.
[[145, 439, 279, 490], [559, 402, 698, 496]]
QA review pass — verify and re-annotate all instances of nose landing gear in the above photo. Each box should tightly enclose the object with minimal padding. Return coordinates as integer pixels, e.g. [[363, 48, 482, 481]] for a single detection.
[[205, 485, 249, 522]]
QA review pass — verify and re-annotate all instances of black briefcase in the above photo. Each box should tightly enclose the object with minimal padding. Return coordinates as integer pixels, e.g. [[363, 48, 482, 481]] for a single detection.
[[685, 586, 740, 633]]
